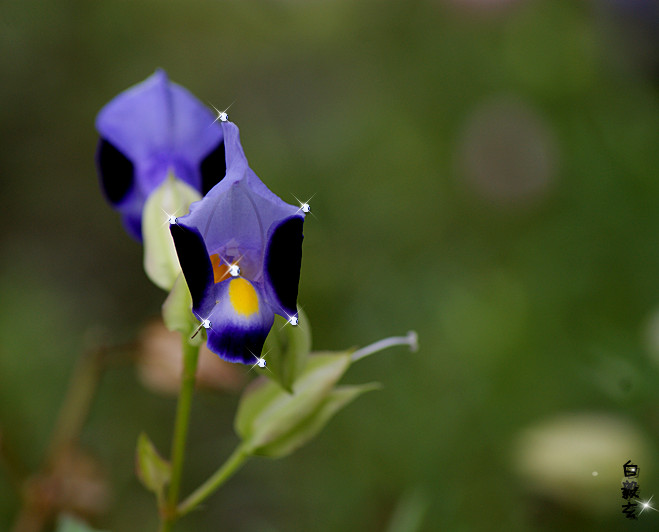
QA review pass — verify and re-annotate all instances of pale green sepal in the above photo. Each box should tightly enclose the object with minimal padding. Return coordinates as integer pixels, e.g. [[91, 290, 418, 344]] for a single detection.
[[142, 174, 201, 290], [235, 351, 352, 453], [257, 382, 381, 458], [135, 432, 171, 503], [162, 274, 202, 345], [262, 307, 312, 393], [56, 514, 108, 532]]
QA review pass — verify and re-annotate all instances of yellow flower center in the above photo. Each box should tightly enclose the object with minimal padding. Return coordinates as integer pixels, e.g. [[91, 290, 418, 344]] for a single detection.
[[228, 278, 259, 317]]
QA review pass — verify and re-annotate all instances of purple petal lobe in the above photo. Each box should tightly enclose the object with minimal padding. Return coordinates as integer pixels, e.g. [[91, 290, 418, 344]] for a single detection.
[[181, 129, 301, 275], [265, 216, 304, 316], [205, 279, 275, 364], [208, 324, 269, 364], [95, 70, 222, 170]]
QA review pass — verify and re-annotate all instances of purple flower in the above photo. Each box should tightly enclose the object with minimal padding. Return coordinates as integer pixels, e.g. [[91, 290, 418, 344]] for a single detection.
[[171, 121, 304, 364], [95, 70, 226, 240]]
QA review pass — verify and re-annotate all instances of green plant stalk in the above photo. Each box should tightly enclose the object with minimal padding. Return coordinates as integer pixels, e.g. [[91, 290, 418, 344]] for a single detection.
[[161, 338, 201, 531], [177, 444, 250, 517]]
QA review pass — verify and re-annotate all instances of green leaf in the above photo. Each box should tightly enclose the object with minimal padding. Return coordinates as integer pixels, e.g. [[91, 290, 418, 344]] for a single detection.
[[142, 174, 201, 290], [261, 307, 312, 392], [258, 382, 381, 458], [56, 514, 108, 532], [135, 432, 171, 501], [235, 351, 352, 454]]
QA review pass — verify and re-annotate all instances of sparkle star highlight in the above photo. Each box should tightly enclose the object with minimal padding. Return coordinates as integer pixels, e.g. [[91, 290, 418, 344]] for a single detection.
[[191, 312, 214, 340], [219, 253, 244, 276], [279, 308, 304, 331], [293, 194, 316, 216], [209, 101, 234, 125], [162, 207, 182, 226], [636, 495, 658, 515], [247, 349, 271, 373]]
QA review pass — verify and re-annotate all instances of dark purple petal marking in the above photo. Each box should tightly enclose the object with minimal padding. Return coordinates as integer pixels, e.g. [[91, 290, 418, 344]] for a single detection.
[[207, 324, 269, 365], [96, 138, 134, 205], [265, 216, 304, 316], [170, 224, 215, 316], [200, 140, 227, 195]]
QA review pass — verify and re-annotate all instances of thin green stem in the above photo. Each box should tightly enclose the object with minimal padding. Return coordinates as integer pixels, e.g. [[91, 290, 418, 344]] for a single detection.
[[158, 515, 172, 532], [160, 338, 201, 531], [177, 445, 250, 517]]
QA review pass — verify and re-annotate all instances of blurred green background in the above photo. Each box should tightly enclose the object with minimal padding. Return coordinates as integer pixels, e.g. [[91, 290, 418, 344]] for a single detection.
[[2, 0, 659, 530]]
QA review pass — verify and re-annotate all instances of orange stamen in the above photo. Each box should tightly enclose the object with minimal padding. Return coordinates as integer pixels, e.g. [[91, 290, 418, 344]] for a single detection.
[[210, 254, 230, 283]]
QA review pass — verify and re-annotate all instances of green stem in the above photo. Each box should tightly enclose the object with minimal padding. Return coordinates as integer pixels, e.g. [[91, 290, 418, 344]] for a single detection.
[[177, 445, 250, 517], [161, 338, 200, 531]]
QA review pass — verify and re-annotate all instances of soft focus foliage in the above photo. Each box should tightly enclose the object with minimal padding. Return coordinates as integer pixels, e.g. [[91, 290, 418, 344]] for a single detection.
[[56, 515, 107, 532], [135, 433, 171, 504], [261, 309, 312, 392], [1, 1, 659, 531], [235, 351, 359, 457]]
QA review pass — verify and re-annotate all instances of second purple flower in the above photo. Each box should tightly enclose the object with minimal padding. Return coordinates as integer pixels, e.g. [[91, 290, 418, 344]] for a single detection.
[[95, 70, 226, 240]]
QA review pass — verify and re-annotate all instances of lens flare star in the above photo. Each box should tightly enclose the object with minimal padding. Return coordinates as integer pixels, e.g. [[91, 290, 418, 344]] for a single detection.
[[161, 207, 183, 227], [293, 194, 316, 216], [191, 312, 214, 340], [247, 349, 272, 373], [279, 308, 304, 331], [216, 253, 244, 281], [209, 101, 235, 125], [636, 495, 658, 515]]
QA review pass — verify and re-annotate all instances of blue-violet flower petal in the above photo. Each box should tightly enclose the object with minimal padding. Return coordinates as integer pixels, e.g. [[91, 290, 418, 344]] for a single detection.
[[95, 69, 225, 240]]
